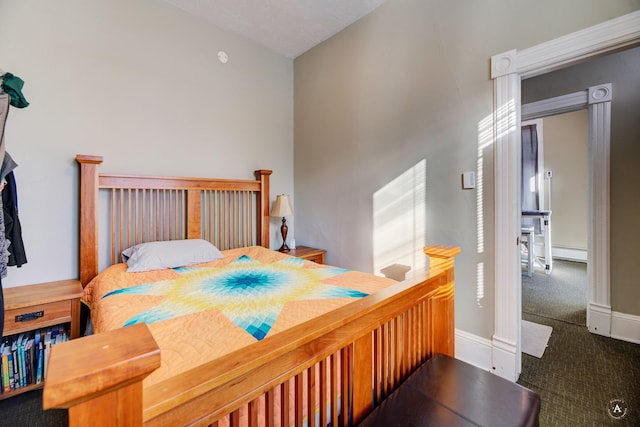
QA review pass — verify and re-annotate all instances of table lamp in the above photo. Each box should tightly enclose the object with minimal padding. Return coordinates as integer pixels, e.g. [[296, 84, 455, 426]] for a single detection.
[[271, 194, 293, 252]]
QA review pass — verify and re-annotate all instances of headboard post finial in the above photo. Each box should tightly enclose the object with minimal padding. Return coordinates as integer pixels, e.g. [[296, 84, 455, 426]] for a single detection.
[[255, 170, 272, 249], [77, 155, 103, 286]]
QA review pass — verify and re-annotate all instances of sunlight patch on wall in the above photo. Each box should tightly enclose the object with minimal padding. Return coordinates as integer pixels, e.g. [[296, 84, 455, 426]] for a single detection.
[[495, 98, 517, 141], [373, 159, 427, 279], [475, 111, 494, 307], [477, 112, 493, 255], [476, 262, 484, 308]]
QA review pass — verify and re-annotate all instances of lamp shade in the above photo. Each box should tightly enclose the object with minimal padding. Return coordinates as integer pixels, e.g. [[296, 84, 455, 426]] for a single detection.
[[271, 194, 293, 217]]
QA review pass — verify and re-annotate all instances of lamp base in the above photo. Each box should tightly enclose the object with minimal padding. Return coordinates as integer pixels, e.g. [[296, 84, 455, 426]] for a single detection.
[[278, 217, 290, 252], [278, 243, 290, 252]]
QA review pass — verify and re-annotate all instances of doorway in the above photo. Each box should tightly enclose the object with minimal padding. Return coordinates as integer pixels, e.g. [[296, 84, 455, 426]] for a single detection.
[[520, 110, 589, 361], [488, 10, 640, 381], [521, 85, 612, 341]]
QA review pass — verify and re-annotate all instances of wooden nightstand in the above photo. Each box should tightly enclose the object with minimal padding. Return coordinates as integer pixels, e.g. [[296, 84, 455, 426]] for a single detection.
[[288, 246, 326, 264], [1, 279, 83, 399]]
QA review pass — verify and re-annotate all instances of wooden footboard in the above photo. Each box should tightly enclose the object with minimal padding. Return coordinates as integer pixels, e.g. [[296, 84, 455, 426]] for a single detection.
[[43, 245, 459, 426]]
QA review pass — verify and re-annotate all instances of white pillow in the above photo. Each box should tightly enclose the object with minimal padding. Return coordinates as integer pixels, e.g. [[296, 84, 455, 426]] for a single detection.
[[121, 239, 223, 272]]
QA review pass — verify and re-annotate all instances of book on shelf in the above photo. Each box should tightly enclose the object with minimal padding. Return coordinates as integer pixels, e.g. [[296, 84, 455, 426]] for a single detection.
[[1, 345, 10, 393], [0, 325, 69, 394]]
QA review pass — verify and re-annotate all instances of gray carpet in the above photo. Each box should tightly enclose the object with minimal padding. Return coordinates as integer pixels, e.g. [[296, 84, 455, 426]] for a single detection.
[[0, 388, 67, 426], [519, 260, 640, 426], [522, 259, 586, 325]]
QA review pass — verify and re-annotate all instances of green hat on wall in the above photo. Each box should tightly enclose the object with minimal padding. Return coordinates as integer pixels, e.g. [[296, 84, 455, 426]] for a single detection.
[[1, 72, 29, 109]]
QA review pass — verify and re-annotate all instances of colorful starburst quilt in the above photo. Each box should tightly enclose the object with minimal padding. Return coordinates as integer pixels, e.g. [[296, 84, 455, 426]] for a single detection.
[[102, 254, 368, 340], [84, 246, 396, 387]]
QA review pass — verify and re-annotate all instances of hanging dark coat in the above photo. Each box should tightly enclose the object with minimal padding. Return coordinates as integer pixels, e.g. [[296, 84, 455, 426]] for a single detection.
[[0, 93, 7, 338], [3, 171, 26, 267]]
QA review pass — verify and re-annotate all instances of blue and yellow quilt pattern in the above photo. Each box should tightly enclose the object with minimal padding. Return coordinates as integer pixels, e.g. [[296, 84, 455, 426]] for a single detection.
[[103, 255, 368, 340]]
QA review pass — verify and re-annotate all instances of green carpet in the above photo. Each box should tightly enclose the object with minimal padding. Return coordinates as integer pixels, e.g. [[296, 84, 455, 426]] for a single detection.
[[519, 260, 640, 426]]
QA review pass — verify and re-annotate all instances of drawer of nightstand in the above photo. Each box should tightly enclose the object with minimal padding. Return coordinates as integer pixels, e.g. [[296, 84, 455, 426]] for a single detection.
[[4, 300, 72, 336], [306, 254, 324, 264]]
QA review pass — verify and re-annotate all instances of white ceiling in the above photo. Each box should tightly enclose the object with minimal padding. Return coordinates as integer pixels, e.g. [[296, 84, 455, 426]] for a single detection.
[[162, 0, 387, 58]]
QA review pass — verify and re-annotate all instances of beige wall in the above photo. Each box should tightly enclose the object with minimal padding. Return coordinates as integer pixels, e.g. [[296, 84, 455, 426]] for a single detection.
[[542, 111, 588, 251], [294, 0, 640, 338], [0, 0, 293, 286], [523, 46, 640, 316]]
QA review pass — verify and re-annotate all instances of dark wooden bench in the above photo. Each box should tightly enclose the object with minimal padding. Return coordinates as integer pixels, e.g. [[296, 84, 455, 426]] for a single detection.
[[359, 354, 540, 427]]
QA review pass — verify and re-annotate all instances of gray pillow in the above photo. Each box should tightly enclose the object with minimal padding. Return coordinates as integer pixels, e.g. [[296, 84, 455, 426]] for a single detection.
[[121, 239, 223, 272]]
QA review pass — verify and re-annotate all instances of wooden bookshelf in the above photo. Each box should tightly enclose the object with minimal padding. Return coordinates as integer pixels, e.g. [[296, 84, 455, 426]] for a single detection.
[[1, 279, 83, 399]]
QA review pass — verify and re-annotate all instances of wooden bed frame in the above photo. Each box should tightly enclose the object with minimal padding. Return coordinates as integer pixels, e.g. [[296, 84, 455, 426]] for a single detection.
[[43, 154, 460, 426]]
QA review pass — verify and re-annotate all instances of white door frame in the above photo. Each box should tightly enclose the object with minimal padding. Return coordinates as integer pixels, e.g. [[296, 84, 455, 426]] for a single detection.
[[522, 85, 613, 338], [489, 10, 640, 381]]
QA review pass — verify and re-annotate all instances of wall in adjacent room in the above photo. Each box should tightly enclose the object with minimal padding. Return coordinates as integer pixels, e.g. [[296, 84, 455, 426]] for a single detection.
[[540, 110, 588, 252]]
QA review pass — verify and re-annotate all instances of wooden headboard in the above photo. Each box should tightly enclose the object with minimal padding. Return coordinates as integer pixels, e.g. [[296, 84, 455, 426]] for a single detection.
[[76, 155, 272, 286]]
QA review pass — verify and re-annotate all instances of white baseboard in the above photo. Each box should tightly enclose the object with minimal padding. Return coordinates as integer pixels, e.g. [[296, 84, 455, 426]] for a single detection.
[[611, 311, 640, 344], [491, 335, 518, 381], [454, 313, 639, 391], [454, 328, 492, 371], [552, 246, 587, 262], [588, 302, 612, 336], [455, 329, 520, 381]]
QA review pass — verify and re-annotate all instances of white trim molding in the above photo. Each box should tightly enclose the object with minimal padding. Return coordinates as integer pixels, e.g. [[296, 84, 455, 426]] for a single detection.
[[491, 334, 519, 381], [490, 10, 640, 382], [589, 302, 612, 336], [587, 96, 612, 337], [552, 246, 587, 263], [491, 49, 517, 78], [517, 12, 640, 79], [522, 84, 612, 338], [522, 91, 588, 121], [455, 329, 492, 371], [611, 311, 640, 344], [491, 67, 522, 381]]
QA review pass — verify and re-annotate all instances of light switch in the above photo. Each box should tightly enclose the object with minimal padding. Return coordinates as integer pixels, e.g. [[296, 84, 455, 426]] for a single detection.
[[462, 171, 476, 189]]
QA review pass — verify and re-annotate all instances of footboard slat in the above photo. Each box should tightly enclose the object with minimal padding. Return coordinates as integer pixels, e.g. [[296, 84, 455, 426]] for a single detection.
[[319, 358, 327, 427], [340, 347, 350, 426], [308, 365, 317, 427], [330, 353, 339, 427], [229, 409, 240, 427], [266, 389, 275, 427], [248, 400, 258, 427], [280, 381, 290, 427], [372, 328, 381, 406], [392, 317, 399, 387], [403, 313, 410, 378], [294, 372, 303, 425], [381, 323, 390, 396]]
